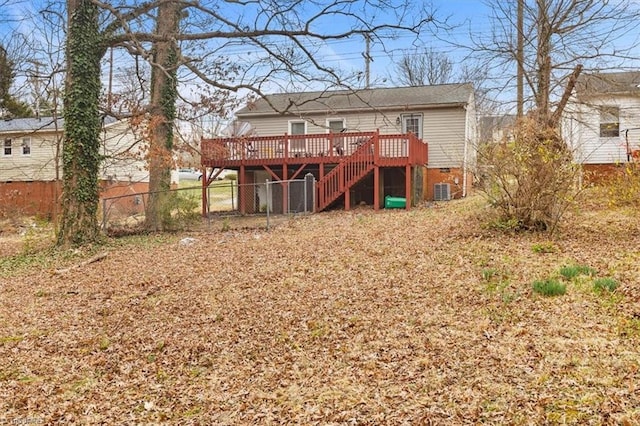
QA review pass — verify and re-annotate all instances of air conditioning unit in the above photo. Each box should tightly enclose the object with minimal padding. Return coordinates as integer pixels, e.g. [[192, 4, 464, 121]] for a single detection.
[[434, 183, 451, 201]]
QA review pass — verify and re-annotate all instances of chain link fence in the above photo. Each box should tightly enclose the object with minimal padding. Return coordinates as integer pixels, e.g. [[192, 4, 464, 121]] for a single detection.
[[100, 176, 315, 235]]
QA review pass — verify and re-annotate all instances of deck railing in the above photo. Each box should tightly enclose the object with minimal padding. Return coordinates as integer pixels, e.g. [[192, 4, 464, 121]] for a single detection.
[[201, 131, 427, 167], [317, 135, 376, 210]]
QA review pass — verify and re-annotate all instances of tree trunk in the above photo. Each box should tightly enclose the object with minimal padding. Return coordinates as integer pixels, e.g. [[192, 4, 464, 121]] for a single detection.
[[57, 0, 102, 246], [535, 0, 552, 125], [145, 1, 181, 231]]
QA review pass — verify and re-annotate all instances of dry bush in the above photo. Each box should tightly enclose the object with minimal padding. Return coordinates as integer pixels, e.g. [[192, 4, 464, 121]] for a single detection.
[[604, 161, 640, 207], [478, 117, 580, 234]]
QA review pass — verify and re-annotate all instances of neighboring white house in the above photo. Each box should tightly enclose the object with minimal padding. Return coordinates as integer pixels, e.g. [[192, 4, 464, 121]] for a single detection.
[[234, 83, 477, 200], [563, 71, 640, 170], [0, 116, 149, 216]]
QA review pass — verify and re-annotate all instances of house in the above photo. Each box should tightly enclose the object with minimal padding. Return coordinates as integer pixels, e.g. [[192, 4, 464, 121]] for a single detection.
[[563, 71, 640, 177], [479, 114, 517, 144], [201, 84, 477, 213], [0, 117, 149, 218]]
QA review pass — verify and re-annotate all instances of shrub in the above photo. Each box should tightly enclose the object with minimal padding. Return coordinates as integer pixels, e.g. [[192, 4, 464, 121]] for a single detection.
[[532, 279, 566, 296], [559, 264, 596, 280], [593, 277, 619, 293], [478, 117, 581, 234], [159, 191, 201, 231], [605, 162, 640, 207], [481, 268, 499, 281], [532, 241, 557, 253]]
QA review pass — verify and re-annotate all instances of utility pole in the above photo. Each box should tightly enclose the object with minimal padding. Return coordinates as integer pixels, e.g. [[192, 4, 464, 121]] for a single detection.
[[362, 33, 372, 88], [517, 0, 524, 118], [29, 60, 44, 119]]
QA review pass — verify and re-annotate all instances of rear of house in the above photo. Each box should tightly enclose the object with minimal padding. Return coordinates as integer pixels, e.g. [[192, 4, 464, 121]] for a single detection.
[[226, 83, 476, 205]]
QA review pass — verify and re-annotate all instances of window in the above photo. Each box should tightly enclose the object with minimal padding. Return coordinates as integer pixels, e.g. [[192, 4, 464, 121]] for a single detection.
[[401, 114, 423, 139], [3, 138, 11, 156], [290, 121, 306, 135], [21, 138, 31, 155], [599, 107, 620, 138], [289, 121, 307, 151], [327, 119, 345, 133], [327, 119, 345, 155]]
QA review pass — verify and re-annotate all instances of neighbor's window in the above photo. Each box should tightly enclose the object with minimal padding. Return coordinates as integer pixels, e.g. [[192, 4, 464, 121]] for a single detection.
[[3, 138, 11, 156], [599, 107, 620, 138], [21, 138, 31, 155]]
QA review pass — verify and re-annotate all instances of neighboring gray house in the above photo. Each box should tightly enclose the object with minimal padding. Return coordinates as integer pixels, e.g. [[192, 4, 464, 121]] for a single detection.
[[479, 114, 517, 144]]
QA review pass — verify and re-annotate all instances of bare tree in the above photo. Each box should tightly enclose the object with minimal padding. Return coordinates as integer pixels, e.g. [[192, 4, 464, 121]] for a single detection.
[[395, 46, 453, 86], [145, 1, 182, 231], [474, 0, 640, 233], [393, 45, 497, 120], [51, 0, 439, 244], [474, 0, 640, 122]]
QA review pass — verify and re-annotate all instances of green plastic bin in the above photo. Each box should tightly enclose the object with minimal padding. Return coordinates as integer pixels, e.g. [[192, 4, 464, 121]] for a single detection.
[[384, 195, 406, 209]]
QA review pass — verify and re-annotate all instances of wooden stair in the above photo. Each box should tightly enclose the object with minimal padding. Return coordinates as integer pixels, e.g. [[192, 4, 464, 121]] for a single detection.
[[316, 137, 375, 211]]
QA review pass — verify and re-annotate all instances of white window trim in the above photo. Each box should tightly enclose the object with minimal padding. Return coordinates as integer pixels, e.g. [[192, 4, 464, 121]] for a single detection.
[[21, 137, 31, 156], [401, 113, 424, 139], [3, 138, 12, 156], [598, 106, 620, 139], [288, 120, 307, 135], [325, 118, 346, 133], [288, 120, 307, 153]]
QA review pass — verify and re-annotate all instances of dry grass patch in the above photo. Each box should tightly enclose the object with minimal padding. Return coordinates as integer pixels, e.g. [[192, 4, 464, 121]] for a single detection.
[[1, 193, 639, 424]]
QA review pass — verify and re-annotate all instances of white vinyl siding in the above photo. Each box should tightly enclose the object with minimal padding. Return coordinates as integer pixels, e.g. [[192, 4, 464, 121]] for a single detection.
[[564, 96, 640, 164], [0, 120, 150, 182], [241, 104, 470, 169], [0, 133, 60, 181], [99, 120, 149, 183]]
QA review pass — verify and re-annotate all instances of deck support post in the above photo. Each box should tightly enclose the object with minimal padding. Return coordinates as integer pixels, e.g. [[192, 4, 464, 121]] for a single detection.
[[239, 164, 246, 214], [373, 166, 380, 211], [201, 171, 208, 217], [345, 188, 350, 211], [405, 165, 411, 210], [282, 164, 288, 214]]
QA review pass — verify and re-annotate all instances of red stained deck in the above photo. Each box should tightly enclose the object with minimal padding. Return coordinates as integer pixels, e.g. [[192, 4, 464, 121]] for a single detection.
[[200, 130, 428, 213]]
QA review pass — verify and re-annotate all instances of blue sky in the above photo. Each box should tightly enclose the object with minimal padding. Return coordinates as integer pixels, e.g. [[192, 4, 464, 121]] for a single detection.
[[2, 0, 639, 115], [0, 0, 493, 80]]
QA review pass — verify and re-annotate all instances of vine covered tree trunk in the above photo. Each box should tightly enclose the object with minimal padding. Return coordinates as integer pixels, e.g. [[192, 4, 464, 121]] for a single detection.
[[57, 0, 102, 246], [145, 1, 181, 231]]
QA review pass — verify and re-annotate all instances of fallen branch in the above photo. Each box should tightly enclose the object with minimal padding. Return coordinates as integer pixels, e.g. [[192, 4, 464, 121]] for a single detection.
[[53, 252, 109, 275]]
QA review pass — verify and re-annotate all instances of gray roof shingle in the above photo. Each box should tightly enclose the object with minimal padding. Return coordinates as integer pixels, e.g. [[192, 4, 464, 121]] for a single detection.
[[575, 71, 640, 97], [237, 83, 474, 116], [0, 117, 64, 133], [0, 116, 118, 134]]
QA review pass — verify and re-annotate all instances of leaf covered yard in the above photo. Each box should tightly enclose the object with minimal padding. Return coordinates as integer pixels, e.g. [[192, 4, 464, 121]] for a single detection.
[[1, 197, 639, 424]]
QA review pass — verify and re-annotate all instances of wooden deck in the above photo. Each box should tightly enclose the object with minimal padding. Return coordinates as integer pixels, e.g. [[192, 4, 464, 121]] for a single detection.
[[201, 131, 427, 169], [200, 131, 428, 213]]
